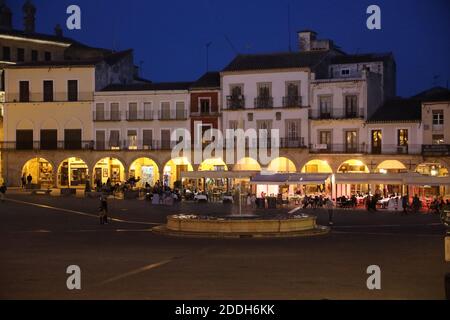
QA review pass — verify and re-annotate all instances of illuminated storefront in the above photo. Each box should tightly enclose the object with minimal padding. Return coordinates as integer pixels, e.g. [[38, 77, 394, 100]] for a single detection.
[[163, 157, 193, 188], [22, 157, 53, 187], [58, 157, 88, 188], [93, 158, 125, 185], [129, 158, 159, 187]]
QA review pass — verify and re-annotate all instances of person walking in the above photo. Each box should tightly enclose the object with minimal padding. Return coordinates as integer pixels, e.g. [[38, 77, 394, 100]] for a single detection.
[[325, 197, 334, 226], [26, 174, 32, 186], [0, 183, 7, 203], [401, 194, 409, 215]]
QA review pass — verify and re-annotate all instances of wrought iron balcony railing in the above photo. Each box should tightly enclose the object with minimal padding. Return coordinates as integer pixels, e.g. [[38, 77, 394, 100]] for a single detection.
[[226, 95, 245, 110], [282, 96, 302, 108], [254, 96, 274, 109]]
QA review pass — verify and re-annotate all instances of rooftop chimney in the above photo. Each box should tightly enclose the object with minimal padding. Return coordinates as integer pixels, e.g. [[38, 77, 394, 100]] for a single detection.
[[0, 0, 12, 30], [298, 30, 317, 52], [22, 0, 36, 33], [54, 24, 63, 37]]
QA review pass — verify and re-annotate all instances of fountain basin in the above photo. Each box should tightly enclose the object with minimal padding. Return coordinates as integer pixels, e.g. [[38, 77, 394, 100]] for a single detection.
[[153, 214, 329, 238]]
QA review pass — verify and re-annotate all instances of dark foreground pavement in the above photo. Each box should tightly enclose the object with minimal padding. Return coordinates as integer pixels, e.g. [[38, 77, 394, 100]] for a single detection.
[[0, 193, 448, 299]]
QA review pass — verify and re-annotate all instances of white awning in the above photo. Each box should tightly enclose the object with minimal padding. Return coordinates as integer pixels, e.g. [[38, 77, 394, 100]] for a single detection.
[[180, 170, 259, 179], [334, 173, 404, 185], [402, 174, 450, 186], [250, 173, 330, 185]]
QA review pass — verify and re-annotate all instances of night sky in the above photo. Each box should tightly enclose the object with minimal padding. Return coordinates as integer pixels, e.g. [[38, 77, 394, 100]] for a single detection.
[[7, 0, 450, 97]]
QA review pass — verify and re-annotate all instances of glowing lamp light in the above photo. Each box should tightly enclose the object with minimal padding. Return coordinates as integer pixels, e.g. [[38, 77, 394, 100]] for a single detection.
[[430, 169, 438, 176], [379, 169, 388, 174]]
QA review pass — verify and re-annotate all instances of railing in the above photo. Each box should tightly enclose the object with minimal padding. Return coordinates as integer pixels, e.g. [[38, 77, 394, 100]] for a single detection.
[[158, 110, 188, 120], [190, 110, 221, 117], [226, 96, 245, 110], [282, 96, 302, 108], [1, 141, 95, 151], [309, 144, 422, 155], [254, 96, 274, 109], [6, 92, 94, 103], [310, 108, 365, 120], [93, 111, 122, 121], [126, 111, 154, 121]]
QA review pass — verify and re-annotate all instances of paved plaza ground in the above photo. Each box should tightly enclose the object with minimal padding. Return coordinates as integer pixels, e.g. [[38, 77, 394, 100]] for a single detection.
[[0, 191, 448, 300]]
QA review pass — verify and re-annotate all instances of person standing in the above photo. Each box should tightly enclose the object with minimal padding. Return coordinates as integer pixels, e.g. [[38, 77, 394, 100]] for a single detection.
[[99, 194, 109, 224], [26, 174, 33, 186], [0, 183, 7, 203], [21, 174, 26, 189], [325, 197, 334, 226]]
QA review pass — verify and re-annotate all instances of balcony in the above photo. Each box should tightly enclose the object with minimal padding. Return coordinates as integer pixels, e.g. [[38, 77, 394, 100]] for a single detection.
[[310, 108, 365, 120], [1, 141, 94, 151], [190, 109, 221, 117], [282, 96, 302, 108], [6, 92, 94, 103], [254, 96, 273, 109], [93, 111, 122, 122], [158, 110, 188, 121], [226, 95, 245, 110], [309, 144, 422, 155], [126, 111, 154, 121]]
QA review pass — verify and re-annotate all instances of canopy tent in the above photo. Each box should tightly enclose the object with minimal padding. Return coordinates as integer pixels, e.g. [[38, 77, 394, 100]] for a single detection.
[[250, 173, 330, 185], [180, 170, 259, 180], [334, 173, 405, 185], [402, 173, 450, 186]]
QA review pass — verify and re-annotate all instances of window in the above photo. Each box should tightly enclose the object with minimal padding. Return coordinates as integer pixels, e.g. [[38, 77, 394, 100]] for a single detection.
[[95, 103, 105, 121], [199, 98, 210, 114], [16, 130, 33, 150], [257, 83, 271, 97], [345, 130, 358, 152], [371, 130, 382, 154], [67, 80, 78, 101], [109, 130, 120, 149], [127, 130, 138, 150], [143, 130, 153, 149], [276, 112, 281, 121], [64, 129, 82, 150], [257, 120, 272, 146], [286, 120, 301, 141], [43, 80, 54, 102], [432, 110, 444, 125], [44, 51, 52, 61], [199, 124, 213, 143], [286, 82, 300, 97], [319, 96, 332, 117], [40, 129, 57, 150], [144, 102, 152, 120], [229, 120, 238, 130], [128, 102, 138, 120], [161, 129, 171, 149], [397, 129, 408, 146], [19, 81, 29, 102], [110, 103, 120, 120], [432, 134, 444, 145], [319, 131, 331, 145], [176, 102, 185, 119], [96, 131, 106, 150], [341, 68, 350, 76], [17, 48, 25, 62], [345, 95, 358, 117], [230, 84, 243, 97], [31, 50, 38, 62], [3, 46, 11, 61], [161, 102, 170, 120]]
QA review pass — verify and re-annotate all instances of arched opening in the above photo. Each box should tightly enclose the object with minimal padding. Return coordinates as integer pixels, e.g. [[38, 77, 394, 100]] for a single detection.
[[198, 158, 228, 171], [375, 160, 407, 174], [197, 158, 229, 194], [163, 157, 193, 188], [93, 157, 125, 186], [58, 157, 88, 188], [413, 163, 450, 198], [267, 157, 296, 173], [374, 160, 407, 197], [22, 157, 53, 187], [336, 160, 370, 199], [301, 159, 332, 173], [234, 157, 261, 171], [129, 158, 159, 188], [300, 160, 332, 195]]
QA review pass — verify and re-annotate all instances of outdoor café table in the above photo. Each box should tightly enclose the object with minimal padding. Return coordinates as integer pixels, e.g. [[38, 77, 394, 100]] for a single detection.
[[378, 198, 390, 209], [222, 195, 233, 203]]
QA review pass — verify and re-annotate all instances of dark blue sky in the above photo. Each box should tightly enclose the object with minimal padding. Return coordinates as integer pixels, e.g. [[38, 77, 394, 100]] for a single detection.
[[8, 0, 450, 97]]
